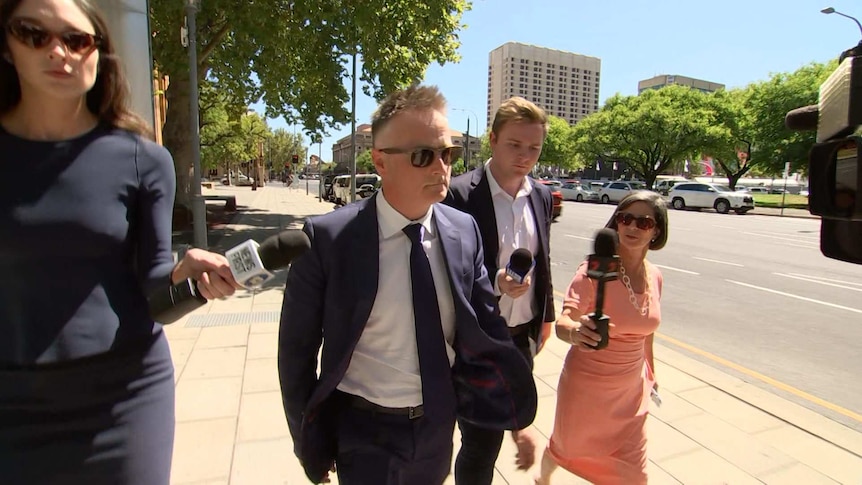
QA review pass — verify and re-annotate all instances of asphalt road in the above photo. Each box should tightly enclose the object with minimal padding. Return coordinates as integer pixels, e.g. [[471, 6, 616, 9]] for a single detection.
[[549, 200, 862, 432]]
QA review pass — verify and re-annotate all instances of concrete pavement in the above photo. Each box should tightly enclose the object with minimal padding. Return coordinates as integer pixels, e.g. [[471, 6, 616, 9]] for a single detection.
[[164, 183, 862, 484]]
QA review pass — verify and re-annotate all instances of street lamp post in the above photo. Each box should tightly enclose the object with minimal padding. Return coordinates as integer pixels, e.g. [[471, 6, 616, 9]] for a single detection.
[[350, 50, 358, 203], [185, 0, 207, 249], [821, 7, 862, 38], [452, 108, 480, 168]]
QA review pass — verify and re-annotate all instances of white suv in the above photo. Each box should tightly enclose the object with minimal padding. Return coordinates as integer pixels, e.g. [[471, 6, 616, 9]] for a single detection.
[[667, 183, 755, 214]]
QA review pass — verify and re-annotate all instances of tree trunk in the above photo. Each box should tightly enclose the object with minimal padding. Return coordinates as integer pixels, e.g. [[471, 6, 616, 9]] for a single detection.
[[162, 77, 194, 210]]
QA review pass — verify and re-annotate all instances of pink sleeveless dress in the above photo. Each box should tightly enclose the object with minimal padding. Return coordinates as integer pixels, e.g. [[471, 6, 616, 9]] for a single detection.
[[547, 260, 662, 485]]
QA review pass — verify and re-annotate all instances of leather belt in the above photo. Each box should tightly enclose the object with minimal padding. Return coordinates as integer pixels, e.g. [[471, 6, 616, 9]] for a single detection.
[[341, 392, 424, 420]]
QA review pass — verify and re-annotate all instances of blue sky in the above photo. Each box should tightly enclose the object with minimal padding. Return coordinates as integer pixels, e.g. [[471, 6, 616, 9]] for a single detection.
[[258, 0, 860, 161]]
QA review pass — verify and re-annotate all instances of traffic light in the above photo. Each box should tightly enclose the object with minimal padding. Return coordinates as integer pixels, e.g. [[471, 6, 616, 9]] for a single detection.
[[291, 154, 300, 165]]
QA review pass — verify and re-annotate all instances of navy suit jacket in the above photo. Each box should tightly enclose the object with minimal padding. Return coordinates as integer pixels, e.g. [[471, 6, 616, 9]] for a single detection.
[[278, 194, 537, 483], [445, 167, 556, 345]]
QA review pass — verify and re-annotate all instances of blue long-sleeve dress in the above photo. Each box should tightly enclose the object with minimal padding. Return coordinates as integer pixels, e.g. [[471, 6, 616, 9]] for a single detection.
[[0, 124, 177, 484]]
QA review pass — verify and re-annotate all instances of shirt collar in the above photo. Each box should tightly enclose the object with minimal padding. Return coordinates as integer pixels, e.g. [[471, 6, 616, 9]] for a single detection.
[[484, 159, 533, 200], [376, 189, 436, 240]]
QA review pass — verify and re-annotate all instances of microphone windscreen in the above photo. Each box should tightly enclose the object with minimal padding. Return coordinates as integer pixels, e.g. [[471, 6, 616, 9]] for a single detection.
[[258, 230, 311, 271], [594, 228, 617, 257], [508, 248, 534, 274], [785, 104, 819, 131]]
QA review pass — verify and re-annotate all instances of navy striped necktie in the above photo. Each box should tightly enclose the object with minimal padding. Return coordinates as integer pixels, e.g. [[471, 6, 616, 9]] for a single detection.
[[402, 223, 456, 422]]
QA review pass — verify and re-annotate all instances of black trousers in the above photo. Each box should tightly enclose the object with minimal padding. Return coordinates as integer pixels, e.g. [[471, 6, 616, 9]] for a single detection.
[[334, 393, 456, 485], [454, 329, 534, 485]]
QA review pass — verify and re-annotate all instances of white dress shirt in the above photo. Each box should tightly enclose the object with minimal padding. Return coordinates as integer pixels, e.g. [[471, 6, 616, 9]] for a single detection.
[[336, 191, 456, 408], [485, 160, 540, 327]]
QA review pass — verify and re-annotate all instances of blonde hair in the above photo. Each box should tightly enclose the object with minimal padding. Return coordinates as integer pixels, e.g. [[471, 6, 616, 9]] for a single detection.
[[491, 96, 548, 137], [371, 84, 447, 146]]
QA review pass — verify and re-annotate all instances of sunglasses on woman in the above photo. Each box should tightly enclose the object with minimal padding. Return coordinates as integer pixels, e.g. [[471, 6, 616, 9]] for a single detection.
[[5, 19, 102, 54], [377, 146, 464, 168], [615, 212, 657, 230]]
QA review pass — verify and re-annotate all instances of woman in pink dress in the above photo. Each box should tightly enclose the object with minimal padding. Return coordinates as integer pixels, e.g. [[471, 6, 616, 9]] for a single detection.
[[536, 191, 668, 485]]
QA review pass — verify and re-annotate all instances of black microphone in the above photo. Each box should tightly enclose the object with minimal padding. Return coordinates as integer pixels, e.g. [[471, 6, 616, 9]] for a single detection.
[[505, 248, 534, 284], [148, 229, 311, 324], [585, 228, 620, 350], [785, 104, 818, 132]]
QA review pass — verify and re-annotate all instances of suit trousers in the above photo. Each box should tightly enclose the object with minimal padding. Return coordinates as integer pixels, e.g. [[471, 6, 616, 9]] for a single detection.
[[334, 393, 455, 485], [454, 330, 534, 485]]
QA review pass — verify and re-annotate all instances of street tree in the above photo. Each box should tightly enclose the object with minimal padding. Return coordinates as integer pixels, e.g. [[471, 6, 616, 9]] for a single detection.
[[269, 128, 308, 173], [571, 85, 731, 188], [355, 150, 374, 174], [735, 60, 837, 178], [149, 0, 470, 208], [539, 115, 578, 172]]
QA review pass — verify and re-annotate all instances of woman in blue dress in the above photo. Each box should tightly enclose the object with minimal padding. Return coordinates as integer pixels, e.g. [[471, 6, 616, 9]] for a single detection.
[[0, 0, 239, 483]]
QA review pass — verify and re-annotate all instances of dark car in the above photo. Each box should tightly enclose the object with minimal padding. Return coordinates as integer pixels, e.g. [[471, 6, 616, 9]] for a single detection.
[[539, 180, 563, 221]]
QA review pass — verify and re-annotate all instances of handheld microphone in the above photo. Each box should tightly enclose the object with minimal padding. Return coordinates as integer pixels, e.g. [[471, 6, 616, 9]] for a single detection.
[[505, 248, 535, 285], [148, 230, 311, 323], [227, 230, 312, 289], [585, 228, 620, 350]]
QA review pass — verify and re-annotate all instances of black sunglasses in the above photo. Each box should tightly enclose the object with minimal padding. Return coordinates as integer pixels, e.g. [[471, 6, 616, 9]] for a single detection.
[[377, 146, 464, 168], [615, 212, 657, 230], [6, 19, 102, 54]]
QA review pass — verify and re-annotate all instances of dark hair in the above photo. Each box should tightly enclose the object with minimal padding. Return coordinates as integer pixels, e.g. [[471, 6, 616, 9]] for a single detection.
[[371, 84, 447, 146], [605, 191, 669, 250], [0, 0, 152, 137]]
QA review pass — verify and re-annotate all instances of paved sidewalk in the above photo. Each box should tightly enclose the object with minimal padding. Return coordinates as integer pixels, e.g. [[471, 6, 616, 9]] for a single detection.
[[165, 184, 862, 485]]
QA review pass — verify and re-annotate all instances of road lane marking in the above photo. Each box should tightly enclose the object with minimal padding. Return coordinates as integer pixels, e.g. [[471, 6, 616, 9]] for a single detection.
[[692, 257, 744, 267], [654, 333, 862, 424], [653, 264, 700, 275], [788, 273, 862, 288], [726, 280, 862, 314], [550, 294, 862, 423], [773, 273, 862, 293], [743, 232, 818, 246], [565, 235, 593, 241]]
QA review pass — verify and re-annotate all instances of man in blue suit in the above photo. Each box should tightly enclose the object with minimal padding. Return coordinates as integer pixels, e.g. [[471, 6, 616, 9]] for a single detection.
[[278, 85, 537, 485], [446, 97, 556, 485]]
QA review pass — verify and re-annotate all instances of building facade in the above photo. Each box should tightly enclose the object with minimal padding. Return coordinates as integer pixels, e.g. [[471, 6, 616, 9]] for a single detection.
[[637, 74, 725, 94], [487, 42, 601, 127]]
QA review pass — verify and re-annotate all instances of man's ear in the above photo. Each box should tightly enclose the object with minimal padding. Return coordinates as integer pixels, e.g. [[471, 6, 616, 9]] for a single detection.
[[371, 149, 386, 176]]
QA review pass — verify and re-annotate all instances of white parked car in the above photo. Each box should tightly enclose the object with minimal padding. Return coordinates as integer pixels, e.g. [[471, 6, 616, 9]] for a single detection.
[[666, 183, 755, 214], [560, 182, 599, 202], [598, 181, 648, 204], [333, 174, 381, 205]]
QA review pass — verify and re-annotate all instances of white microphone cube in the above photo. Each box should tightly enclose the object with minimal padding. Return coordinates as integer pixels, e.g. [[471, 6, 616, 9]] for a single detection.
[[226, 240, 274, 289]]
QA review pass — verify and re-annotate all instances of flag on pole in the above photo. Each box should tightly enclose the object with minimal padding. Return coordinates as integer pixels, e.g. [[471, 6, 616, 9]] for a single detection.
[[684, 159, 690, 172], [596, 160, 601, 171], [699, 157, 714, 176], [612, 161, 618, 171]]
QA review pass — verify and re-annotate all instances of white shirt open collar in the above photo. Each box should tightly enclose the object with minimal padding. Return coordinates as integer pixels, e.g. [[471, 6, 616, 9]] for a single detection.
[[484, 159, 533, 200]]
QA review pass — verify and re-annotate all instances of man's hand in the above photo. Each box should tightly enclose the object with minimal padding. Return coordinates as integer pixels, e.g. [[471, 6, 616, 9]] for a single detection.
[[511, 427, 538, 470], [497, 269, 531, 299], [171, 248, 242, 299]]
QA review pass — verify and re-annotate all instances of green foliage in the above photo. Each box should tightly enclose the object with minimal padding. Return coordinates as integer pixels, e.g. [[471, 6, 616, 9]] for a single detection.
[[269, 128, 308, 169], [355, 150, 375, 173], [150, 0, 470, 136], [571, 85, 729, 188], [478, 131, 492, 162], [539, 116, 578, 170]]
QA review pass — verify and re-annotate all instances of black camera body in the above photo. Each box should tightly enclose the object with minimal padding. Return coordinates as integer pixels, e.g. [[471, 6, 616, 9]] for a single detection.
[[789, 43, 862, 264]]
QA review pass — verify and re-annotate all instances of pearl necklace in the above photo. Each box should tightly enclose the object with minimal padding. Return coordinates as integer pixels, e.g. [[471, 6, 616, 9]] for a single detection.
[[620, 264, 650, 316]]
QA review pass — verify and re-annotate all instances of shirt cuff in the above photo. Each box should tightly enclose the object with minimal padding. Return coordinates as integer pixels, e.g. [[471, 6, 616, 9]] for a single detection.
[[493, 268, 505, 297]]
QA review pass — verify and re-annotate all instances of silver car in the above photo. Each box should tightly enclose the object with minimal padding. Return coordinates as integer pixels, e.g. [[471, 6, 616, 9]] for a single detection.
[[560, 182, 599, 202]]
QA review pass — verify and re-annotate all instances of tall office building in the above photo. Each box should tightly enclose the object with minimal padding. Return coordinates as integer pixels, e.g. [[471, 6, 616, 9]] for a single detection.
[[638, 74, 724, 94], [487, 42, 601, 127]]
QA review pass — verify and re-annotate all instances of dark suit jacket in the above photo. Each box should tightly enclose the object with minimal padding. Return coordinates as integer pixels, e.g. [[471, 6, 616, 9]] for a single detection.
[[278, 194, 537, 483], [445, 167, 556, 347]]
